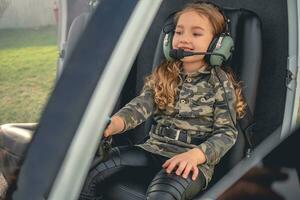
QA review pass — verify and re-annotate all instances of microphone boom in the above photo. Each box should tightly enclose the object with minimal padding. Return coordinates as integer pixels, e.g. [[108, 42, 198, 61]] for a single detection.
[[169, 48, 225, 60]]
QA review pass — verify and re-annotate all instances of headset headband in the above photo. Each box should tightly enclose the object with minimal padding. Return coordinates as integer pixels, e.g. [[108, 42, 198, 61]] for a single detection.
[[191, 0, 230, 35]]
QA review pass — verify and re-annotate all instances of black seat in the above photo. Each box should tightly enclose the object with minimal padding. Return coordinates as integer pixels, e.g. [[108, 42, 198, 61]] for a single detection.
[[105, 7, 262, 200]]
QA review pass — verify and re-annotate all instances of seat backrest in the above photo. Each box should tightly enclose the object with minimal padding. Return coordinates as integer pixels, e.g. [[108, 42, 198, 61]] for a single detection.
[[214, 8, 262, 179], [57, 12, 90, 78], [64, 12, 90, 62]]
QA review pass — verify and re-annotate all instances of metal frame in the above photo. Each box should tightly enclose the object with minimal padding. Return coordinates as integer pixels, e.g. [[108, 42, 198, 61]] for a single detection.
[[48, 1, 162, 199], [281, 0, 299, 138], [57, 0, 68, 79]]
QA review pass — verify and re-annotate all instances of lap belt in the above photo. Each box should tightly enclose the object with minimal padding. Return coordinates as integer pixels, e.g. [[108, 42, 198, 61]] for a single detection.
[[151, 125, 207, 145]]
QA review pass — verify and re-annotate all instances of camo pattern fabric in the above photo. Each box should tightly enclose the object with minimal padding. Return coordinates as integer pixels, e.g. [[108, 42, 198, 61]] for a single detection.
[[114, 65, 238, 188]]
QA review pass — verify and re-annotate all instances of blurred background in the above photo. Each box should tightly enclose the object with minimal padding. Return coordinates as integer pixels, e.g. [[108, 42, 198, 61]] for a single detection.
[[0, 0, 58, 124]]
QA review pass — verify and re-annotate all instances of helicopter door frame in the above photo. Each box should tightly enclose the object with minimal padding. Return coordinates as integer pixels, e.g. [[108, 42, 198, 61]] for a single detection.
[[12, 0, 162, 200], [281, 0, 300, 138]]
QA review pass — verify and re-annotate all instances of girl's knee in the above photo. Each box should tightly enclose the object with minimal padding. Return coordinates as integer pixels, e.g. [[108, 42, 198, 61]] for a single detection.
[[146, 172, 187, 200], [146, 170, 204, 200], [79, 148, 122, 198]]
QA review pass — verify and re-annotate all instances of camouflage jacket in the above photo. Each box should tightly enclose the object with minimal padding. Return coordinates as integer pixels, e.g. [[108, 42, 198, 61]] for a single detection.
[[114, 65, 238, 188]]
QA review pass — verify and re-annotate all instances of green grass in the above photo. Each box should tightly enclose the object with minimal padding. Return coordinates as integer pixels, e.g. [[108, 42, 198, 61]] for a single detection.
[[0, 26, 57, 124]]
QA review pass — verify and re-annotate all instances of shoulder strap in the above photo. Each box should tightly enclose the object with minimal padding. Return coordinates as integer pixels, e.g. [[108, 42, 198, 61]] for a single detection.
[[238, 98, 255, 155], [209, 66, 255, 155]]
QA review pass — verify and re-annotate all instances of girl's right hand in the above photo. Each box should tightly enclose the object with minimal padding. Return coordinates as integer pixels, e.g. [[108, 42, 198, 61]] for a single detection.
[[103, 115, 125, 138]]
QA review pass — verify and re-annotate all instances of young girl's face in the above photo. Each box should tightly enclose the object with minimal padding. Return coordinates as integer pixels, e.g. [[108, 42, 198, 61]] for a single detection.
[[172, 10, 214, 67]]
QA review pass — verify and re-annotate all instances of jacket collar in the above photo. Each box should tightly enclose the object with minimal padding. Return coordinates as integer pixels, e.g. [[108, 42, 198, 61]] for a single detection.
[[179, 65, 212, 79]]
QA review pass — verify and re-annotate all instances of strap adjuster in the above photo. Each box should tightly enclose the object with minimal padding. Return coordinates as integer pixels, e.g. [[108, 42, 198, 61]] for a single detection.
[[175, 129, 180, 140], [151, 124, 207, 145]]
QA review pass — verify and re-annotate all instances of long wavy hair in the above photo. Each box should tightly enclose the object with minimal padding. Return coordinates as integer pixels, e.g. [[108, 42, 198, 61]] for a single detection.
[[145, 2, 246, 119]]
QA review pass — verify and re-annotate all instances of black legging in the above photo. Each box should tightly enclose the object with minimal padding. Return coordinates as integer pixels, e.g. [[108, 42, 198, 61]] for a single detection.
[[79, 146, 206, 200]]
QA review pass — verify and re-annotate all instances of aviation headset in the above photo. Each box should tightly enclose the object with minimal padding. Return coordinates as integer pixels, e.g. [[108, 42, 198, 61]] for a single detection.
[[163, 0, 234, 67]]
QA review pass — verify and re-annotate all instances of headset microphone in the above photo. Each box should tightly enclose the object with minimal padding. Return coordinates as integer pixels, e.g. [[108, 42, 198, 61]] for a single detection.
[[169, 48, 226, 64], [169, 48, 204, 59]]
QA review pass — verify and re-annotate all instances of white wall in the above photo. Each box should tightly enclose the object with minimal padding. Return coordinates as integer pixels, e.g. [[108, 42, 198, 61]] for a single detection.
[[0, 0, 56, 29]]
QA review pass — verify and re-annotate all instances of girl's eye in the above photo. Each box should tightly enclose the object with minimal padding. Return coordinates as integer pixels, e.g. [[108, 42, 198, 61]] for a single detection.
[[193, 33, 202, 36], [174, 30, 183, 35]]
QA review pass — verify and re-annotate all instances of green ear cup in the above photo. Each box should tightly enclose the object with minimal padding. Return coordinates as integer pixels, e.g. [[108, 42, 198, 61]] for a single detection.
[[209, 35, 234, 66], [163, 32, 174, 61]]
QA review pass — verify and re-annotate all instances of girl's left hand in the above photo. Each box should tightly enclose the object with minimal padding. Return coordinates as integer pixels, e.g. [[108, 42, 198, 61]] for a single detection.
[[162, 148, 206, 180]]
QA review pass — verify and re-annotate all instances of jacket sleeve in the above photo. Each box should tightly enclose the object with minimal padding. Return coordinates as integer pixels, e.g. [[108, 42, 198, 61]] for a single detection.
[[198, 69, 238, 166], [114, 84, 154, 132]]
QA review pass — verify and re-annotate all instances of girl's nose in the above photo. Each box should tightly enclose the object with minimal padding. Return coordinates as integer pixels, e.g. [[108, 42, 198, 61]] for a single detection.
[[179, 34, 190, 44]]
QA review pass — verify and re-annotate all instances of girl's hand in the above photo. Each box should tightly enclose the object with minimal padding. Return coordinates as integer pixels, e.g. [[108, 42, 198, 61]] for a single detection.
[[103, 115, 125, 138], [162, 148, 206, 180]]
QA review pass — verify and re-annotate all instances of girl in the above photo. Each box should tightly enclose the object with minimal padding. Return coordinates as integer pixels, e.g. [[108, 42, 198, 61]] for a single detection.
[[79, 1, 246, 200]]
